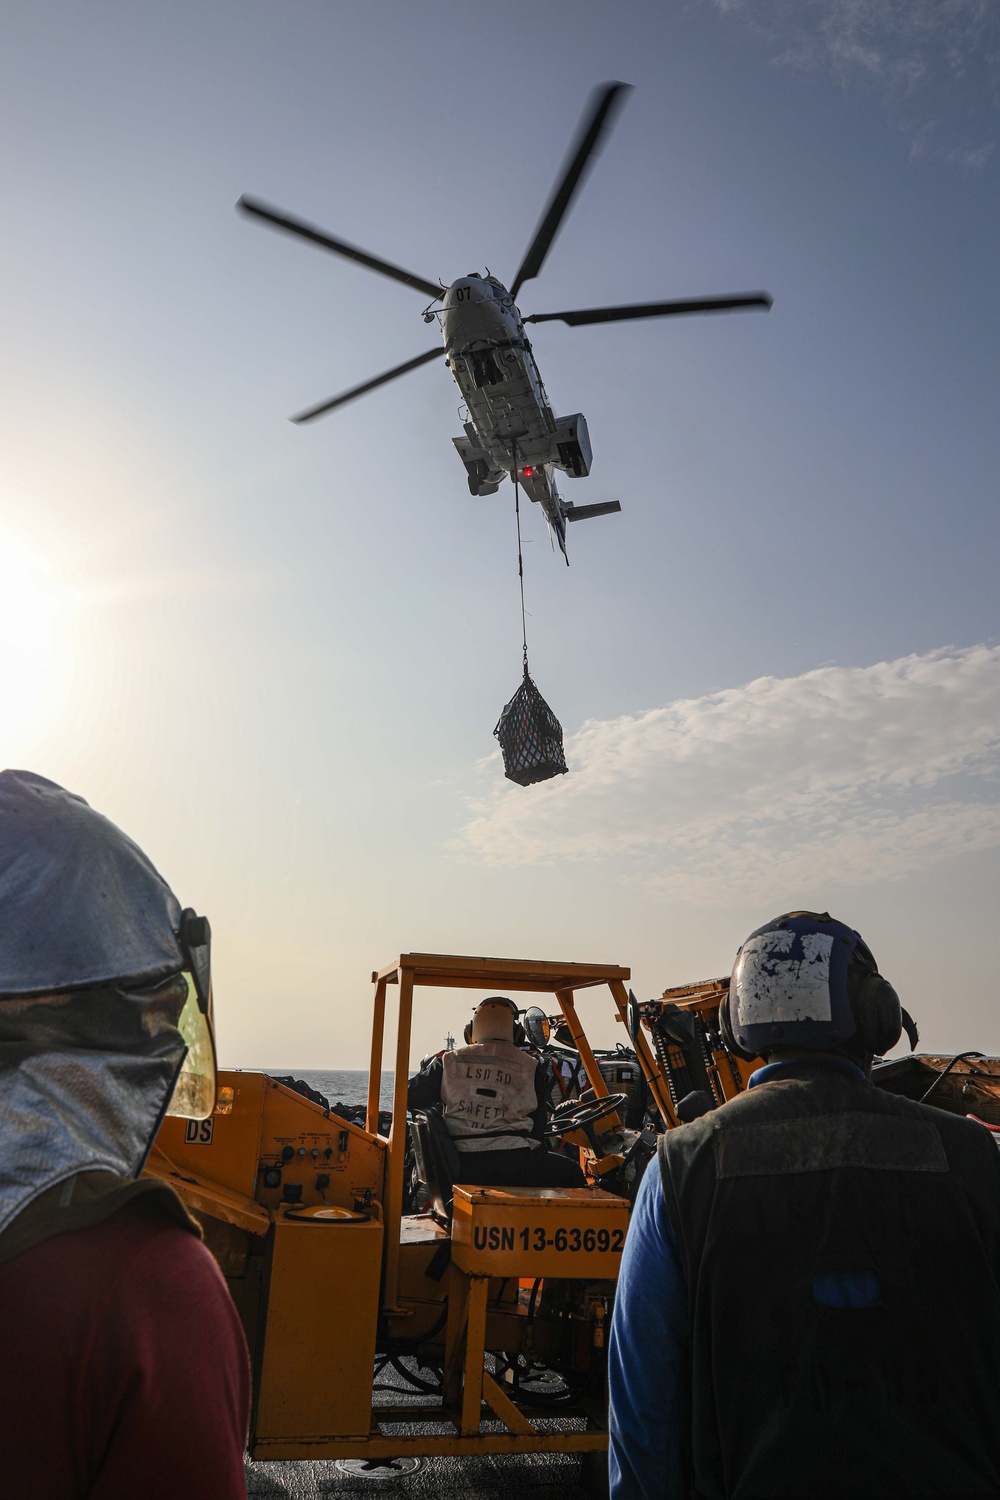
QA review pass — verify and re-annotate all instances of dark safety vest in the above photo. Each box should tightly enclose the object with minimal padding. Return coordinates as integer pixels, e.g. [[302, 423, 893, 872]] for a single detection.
[[658, 1063, 1000, 1500]]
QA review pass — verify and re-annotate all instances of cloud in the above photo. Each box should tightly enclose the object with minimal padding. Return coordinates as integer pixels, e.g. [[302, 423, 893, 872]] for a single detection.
[[457, 644, 1000, 904], [710, 0, 999, 163]]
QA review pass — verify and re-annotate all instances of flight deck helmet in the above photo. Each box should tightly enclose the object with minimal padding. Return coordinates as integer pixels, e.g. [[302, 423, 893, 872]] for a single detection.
[[721, 910, 908, 1062]]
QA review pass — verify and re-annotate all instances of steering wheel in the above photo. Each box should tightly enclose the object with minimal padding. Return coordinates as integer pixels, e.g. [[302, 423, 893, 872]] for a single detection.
[[548, 1090, 628, 1137]]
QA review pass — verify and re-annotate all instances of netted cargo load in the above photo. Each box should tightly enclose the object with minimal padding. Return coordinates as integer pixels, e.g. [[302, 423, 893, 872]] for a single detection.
[[494, 670, 568, 786]]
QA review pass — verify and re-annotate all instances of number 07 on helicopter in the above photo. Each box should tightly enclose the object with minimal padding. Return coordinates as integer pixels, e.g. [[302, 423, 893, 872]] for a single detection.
[[238, 82, 772, 562]]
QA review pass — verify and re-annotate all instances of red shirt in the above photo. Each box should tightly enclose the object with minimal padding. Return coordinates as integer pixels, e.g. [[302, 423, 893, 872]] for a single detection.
[[0, 1197, 250, 1499]]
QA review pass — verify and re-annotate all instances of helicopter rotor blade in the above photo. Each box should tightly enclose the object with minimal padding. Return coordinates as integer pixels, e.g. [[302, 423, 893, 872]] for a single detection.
[[290, 347, 444, 423], [524, 292, 773, 327], [509, 81, 633, 302], [237, 195, 442, 300]]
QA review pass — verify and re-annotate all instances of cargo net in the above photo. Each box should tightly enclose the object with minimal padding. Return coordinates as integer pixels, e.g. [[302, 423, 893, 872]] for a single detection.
[[494, 669, 569, 787]]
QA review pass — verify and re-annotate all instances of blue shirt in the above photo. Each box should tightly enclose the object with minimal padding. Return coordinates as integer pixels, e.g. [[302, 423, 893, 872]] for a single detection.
[[608, 1154, 688, 1500], [608, 1058, 868, 1500]]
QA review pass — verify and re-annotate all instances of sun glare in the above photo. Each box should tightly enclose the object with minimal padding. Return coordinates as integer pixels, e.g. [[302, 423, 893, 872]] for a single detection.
[[0, 534, 66, 742]]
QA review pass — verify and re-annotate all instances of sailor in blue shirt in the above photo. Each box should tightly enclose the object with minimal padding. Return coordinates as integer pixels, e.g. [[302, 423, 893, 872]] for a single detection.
[[608, 1138, 688, 1500], [608, 911, 1000, 1500], [608, 1058, 868, 1500]]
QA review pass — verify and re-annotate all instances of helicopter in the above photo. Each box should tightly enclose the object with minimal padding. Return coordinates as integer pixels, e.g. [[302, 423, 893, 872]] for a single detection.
[[238, 82, 772, 563]]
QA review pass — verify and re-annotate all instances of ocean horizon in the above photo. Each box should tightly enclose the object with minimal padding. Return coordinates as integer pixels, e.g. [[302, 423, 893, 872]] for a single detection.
[[245, 1068, 396, 1111]]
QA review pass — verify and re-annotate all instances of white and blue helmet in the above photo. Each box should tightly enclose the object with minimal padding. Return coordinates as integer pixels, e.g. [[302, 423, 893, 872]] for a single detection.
[[726, 911, 905, 1059]]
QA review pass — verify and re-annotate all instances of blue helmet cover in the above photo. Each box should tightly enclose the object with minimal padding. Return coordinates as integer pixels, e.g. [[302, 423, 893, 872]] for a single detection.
[[0, 770, 183, 996], [730, 913, 863, 1055]]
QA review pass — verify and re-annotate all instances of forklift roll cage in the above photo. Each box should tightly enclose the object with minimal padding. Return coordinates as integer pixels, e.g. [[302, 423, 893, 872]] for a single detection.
[[370, 952, 669, 1313], [147, 946, 1000, 1468]]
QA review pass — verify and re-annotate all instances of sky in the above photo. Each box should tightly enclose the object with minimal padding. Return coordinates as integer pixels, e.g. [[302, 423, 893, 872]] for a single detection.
[[1, 1, 997, 1069]]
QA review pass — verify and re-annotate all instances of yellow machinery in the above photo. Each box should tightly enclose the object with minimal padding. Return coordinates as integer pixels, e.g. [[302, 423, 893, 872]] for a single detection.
[[145, 949, 1000, 1473], [144, 952, 766, 1469], [146, 953, 648, 1466], [633, 976, 757, 1121]]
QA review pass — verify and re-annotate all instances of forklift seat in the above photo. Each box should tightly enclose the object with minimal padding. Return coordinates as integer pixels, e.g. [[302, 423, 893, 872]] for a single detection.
[[409, 1107, 462, 1221]]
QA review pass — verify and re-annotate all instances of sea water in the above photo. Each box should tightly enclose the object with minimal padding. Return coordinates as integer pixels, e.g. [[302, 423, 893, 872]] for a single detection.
[[287, 1068, 396, 1112]]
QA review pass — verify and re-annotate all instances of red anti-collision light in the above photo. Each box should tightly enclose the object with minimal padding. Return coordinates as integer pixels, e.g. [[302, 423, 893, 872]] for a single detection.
[[523, 466, 534, 477]]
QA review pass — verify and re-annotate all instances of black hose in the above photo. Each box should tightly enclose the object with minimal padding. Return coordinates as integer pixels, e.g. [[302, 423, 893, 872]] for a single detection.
[[494, 1351, 593, 1407], [372, 1354, 445, 1396], [388, 1355, 444, 1392], [920, 1052, 984, 1104], [378, 1302, 449, 1358]]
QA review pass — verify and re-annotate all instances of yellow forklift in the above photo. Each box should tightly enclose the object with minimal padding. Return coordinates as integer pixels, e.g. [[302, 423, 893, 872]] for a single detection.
[[143, 953, 752, 1469], [146, 947, 996, 1474]]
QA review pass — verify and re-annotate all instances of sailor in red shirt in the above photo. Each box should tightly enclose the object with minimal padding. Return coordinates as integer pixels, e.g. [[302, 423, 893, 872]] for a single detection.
[[0, 771, 250, 1499]]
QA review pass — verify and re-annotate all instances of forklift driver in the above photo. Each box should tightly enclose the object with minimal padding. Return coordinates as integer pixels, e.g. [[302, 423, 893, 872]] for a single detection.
[[407, 997, 586, 1188]]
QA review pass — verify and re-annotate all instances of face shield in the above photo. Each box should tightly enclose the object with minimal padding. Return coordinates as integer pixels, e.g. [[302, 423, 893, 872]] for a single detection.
[[163, 910, 217, 1121], [0, 970, 207, 1237], [0, 771, 222, 1234]]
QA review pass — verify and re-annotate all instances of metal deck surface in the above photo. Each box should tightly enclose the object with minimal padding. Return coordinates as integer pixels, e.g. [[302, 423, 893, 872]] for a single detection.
[[243, 1360, 605, 1499], [245, 1449, 594, 1499]]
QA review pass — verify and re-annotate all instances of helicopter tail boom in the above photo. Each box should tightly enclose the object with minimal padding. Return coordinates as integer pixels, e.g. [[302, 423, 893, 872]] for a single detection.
[[516, 465, 620, 565]]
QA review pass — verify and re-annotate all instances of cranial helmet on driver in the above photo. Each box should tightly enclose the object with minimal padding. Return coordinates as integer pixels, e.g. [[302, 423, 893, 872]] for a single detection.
[[466, 996, 522, 1046], [722, 910, 916, 1062]]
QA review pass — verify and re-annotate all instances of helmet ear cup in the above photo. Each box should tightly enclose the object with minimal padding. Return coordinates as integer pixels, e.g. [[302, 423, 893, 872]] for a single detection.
[[463, 1021, 474, 1045], [850, 971, 902, 1057], [720, 986, 758, 1063]]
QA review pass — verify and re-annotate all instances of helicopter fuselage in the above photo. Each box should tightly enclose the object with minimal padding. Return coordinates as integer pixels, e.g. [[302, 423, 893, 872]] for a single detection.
[[441, 275, 592, 557]]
